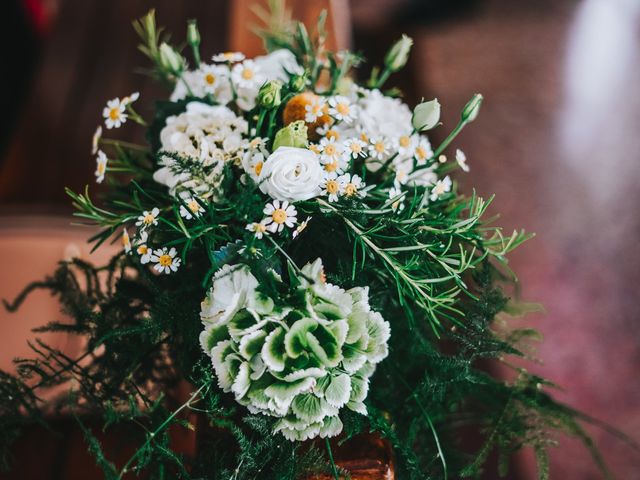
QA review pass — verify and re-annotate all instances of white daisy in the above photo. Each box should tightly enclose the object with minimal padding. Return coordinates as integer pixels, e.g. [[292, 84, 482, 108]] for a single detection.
[[343, 138, 367, 160], [245, 219, 270, 239], [263, 200, 297, 233], [179, 197, 205, 220], [368, 137, 390, 161], [95, 150, 108, 183], [135, 231, 152, 264], [338, 173, 365, 198], [388, 185, 405, 213], [316, 124, 341, 141], [328, 96, 356, 124], [231, 60, 264, 89], [413, 138, 433, 165], [199, 64, 232, 101], [456, 149, 470, 172], [136, 208, 160, 228], [394, 134, 417, 157], [293, 217, 312, 239], [91, 126, 102, 155], [305, 97, 327, 123], [318, 137, 346, 174], [321, 173, 343, 202], [122, 91, 140, 105], [122, 228, 132, 253], [212, 51, 245, 63], [430, 176, 452, 201], [150, 247, 181, 274], [102, 97, 127, 129]]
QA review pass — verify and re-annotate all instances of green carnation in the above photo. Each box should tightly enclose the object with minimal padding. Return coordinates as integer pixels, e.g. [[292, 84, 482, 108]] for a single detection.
[[200, 258, 390, 441]]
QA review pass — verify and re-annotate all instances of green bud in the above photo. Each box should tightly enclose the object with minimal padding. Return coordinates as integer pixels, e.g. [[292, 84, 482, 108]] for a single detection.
[[384, 34, 413, 72], [159, 42, 184, 74], [461, 93, 483, 124], [187, 20, 200, 47], [273, 121, 308, 150], [412, 99, 441, 131], [258, 80, 283, 108], [288, 74, 306, 93]]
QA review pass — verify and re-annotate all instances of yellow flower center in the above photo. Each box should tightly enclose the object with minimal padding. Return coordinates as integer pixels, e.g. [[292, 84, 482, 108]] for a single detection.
[[336, 102, 350, 116], [374, 141, 386, 153], [344, 183, 357, 196], [324, 144, 336, 156], [159, 254, 173, 267], [188, 200, 200, 213], [350, 143, 362, 154], [254, 223, 267, 233], [205, 73, 216, 85], [308, 144, 321, 154], [324, 160, 338, 173], [241, 68, 254, 80], [272, 209, 287, 224], [399, 136, 411, 148], [326, 179, 339, 194], [415, 146, 427, 160], [109, 108, 120, 120], [143, 214, 155, 225], [122, 234, 130, 247], [223, 52, 235, 60], [326, 129, 340, 141], [97, 162, 106, 174], [137, 245, 148, 255], [360, 132, 369, 142], [254, 161, 263, 176]]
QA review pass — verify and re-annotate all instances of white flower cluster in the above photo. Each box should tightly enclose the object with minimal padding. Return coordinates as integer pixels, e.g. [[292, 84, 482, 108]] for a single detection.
[[171, 49, 303, 111], [199, 259, 390, 441], [153, 102, 248, 200]]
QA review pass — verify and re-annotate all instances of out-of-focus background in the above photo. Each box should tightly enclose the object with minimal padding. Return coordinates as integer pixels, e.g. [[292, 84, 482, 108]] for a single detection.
[[1, 0, 639, 478]]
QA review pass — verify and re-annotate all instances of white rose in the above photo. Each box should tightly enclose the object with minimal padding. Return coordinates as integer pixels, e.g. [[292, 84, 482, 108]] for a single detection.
[[259, 147, 323, 202]]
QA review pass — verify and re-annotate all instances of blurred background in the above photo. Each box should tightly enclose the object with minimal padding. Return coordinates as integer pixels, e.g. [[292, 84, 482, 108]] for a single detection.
[[1, 0, 639, 478]]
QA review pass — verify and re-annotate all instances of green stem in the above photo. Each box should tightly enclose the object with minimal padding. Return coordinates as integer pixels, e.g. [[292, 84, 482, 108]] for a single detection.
[[415, 119, 467, 172], [375, 67, 392, 89], [325, 438, 340, 480], [101, 138, 149, 152]]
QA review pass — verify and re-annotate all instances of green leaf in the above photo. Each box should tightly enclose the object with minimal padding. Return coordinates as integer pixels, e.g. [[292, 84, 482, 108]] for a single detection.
[[292, 394, 324, 423], [324, 373, 351, 408], [261, 326, 287, 372]]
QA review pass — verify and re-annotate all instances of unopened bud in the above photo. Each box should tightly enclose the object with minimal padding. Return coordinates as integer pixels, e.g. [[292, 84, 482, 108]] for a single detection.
[[288, 74, 306, 93], [384, 34, 413, 72], [461, 93, 483, 124], [159, 43, 184, 74], [258, 80, 283, 108], [412, 99, 441, 131], [187, 20, 200, 47]]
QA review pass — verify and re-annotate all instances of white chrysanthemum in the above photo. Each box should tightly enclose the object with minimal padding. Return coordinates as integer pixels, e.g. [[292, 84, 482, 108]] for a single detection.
[[102, 97, 127, 129], [342, 138, 367, 160], [95, 150, 108, 184], [150, 247, 181, 274], [337, 173, 365, 198], [393, 156, 438, 187], [328, 96, 356, 124], [135, 207, 160, 228], [305, 97, 327, 123], [199, 258, 390, 441], [430, 175, 452, 201], [258, 147, 324, 202], [388, 185, 405, 213], [179, 196, 205, 220], [135, 231, 152, 264], [121, 229, 131, 253], [153, 102, 248, 199], [212, 51, 245, 63], [246, 220, 270, 239], [320, 173, 342, 202], [263, 200, 297, 233], [232, 59, 265, 90], [353, 88, 413, 140]]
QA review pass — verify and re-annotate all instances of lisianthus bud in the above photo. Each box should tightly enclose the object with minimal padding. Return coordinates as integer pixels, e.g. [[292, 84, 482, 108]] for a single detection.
[[273, 121, 308, 150], [258, 80, 283, 108], [288, 74, 306, 93], [187, 20, 200, 47], [159, 43, 184, 74], [384, 34, 413, 72], [461, 93, 483, 124], [412, 99, 441, 131]]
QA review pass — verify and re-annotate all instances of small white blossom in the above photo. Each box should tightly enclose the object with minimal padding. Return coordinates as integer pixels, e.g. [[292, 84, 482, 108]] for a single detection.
[[135, 231, 152, 264], [95, 150, 108, 183], [121, 229, 132, 253], [122, 91, 140, 105], [430, 176, 452, 201], [231, 59, 265, 89], [212, 51, 245, 63], [321, 173, 343, 202], [91, 126, 102, 155], [136, 208, 160, 228], [343, 138, 367, 160], [338, 173, 365, 198], [305, 97, 327, 123], [246, 220, 270, 239], [150, 247, 181, 274], [394, 134, 417, 157], [368, 137, 390, 161], [413, 138, 433, 165], [388, 185, 405, 213], [293, 217, 312, 239], [263, 200, 297, 233], [180, 197, 205, 220], [456, 149, 470, 172], [328, 96, 356, 124], [102, 97, 127, 129]]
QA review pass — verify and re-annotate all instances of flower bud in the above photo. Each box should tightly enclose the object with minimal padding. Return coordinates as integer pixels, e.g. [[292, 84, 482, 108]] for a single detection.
[[273, 121, 308, 150], [461, 93, 483, 124], [412, 99, 441, 131], [258, 80, 283, 108], [187, 20, 200, 47], [288, 74, 306, 93], [159, 43, 184, 74], [384, 34, 413, 72]]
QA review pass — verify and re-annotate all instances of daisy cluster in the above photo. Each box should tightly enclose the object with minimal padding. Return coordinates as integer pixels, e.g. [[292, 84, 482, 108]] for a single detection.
[[199, 259, 390, 441]]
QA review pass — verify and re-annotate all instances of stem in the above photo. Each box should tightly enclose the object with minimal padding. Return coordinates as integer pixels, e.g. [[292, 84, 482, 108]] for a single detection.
[[325, 438, 340, 480], [375, 67, 392, 89], [101, 138, 149, 152], [414, 118, 467, 172]]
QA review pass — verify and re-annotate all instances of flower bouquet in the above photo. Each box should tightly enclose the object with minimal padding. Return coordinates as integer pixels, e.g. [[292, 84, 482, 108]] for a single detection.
[[1, 4, 612, 479]]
